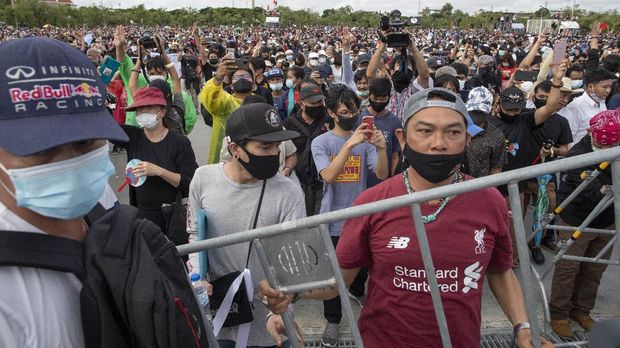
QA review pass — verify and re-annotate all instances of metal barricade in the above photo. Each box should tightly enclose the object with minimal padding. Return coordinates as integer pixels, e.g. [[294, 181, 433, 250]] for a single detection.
[[177, 147, 620, 348]]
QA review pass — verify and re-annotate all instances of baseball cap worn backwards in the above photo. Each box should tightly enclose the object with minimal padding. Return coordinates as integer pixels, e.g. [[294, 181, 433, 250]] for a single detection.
[[0, 37, 128, 156], [226, 103, 300, 143], [403, 87, 483, 137]]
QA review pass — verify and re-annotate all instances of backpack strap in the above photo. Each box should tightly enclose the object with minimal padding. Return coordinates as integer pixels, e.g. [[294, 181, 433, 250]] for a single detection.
[[288, 114, 311, 138], [85, 203, 108, 227], [0, 231, 85, 279], [101, 205, 139, 258]]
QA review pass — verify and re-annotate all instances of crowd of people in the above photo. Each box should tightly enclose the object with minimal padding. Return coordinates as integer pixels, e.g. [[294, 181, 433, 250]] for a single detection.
[[1, 18, 620, 348]]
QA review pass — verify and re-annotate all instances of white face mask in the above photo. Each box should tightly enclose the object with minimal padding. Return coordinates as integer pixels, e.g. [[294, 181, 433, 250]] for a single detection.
[[286, 79, 295, 89], [459, 79, 466, 90], [149, 75, 167, 82], [136, 112, 159, 129], [319, 57, 327, 64], [589, 87, 605, 104], [270, 82, 283, 91], [310, 59, 319, 67]]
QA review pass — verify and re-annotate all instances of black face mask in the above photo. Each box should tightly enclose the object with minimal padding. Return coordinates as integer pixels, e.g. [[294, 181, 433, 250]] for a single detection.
[[209, 59, 219, 66], [369, 100, 389, 113], [499, 109, 518, 123], [534, 98, 547, 109], [337, 114, 358, 131], [403, 144, 465, 183], [391, 69, 413, 93], [238, 146, 280, 180], [304, 105, 326, 120], [479, 66, 494, 77], [233, 79, 253, 94]]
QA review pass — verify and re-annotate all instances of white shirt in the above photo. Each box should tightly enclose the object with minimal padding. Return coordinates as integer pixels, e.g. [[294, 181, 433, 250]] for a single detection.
[[558, 93, 607, 148], [0, 201, 84, 348]]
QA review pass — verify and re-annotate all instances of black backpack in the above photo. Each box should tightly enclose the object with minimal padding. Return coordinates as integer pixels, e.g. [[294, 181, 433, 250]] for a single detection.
[[288, 115, 325, 185], [0, 205, 209, 348]]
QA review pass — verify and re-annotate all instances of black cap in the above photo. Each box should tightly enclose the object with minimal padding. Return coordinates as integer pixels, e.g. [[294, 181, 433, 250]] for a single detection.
[[500, 86, 526, 110], [358, 53, 371, 64], [426, 57, 445, 68], [226, 103, 300, 143], [300, 84, 325, 103]]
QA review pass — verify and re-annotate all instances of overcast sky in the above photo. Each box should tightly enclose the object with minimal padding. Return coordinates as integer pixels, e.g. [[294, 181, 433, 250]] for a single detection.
[[73, 0, 617, 16]]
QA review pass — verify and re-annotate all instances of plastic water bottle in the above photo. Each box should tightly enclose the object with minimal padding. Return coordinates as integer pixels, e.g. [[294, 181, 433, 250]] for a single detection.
[[190, 273, 212, 322]]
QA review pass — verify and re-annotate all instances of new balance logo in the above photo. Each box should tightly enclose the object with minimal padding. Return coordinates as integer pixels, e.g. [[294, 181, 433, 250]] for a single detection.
[[387, 237, 410, 249], [462, 261, 484, 294]]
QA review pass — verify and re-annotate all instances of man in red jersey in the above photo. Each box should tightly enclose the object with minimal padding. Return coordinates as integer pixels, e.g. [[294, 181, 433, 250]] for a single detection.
[[261, 88, 553, 348]]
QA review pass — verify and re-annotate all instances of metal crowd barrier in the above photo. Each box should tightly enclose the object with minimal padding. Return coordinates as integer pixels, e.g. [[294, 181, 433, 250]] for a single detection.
[[177, 146, 620, 348]]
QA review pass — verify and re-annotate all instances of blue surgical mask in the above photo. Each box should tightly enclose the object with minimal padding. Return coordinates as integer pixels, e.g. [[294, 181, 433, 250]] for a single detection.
[[286, 79, 295, 89], [0, 144, 115, 220], [571, 79, 583, 89]]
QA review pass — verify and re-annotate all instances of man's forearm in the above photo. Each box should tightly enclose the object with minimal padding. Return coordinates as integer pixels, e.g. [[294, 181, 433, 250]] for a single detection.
[[488, 270, 529, 325], [320, 145, 353, 183], [374, 149, 388, 180]]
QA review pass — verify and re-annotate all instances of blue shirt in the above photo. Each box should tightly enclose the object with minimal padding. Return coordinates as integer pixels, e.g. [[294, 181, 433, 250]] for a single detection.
[[311, 131, 377, 236], [357, 109, 402, 187]]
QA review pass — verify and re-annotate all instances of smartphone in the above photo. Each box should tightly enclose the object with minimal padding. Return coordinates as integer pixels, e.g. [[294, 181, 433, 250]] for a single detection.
[[552, 40, 568, 65], [514, 70, 538, 82], [234, 58, 250, 70], [362, 116, 374, 141], [98, 56, 120, 85]]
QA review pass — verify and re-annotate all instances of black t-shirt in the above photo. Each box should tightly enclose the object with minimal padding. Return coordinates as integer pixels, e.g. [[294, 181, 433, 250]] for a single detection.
[[122, 126, 198, 209], [283, 110, 328, 155], [531, 112, 573, 151], [202, 62, 217, 82], [490, 110, 539, 194]]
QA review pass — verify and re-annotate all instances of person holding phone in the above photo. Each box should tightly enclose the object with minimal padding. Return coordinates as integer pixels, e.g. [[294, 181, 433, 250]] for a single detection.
[[310, 85, 387, 347], [199, 53, 254, 164], [357, 77, 402, 187]]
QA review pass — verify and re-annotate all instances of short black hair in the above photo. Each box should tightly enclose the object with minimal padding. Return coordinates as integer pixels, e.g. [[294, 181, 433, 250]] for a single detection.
[[566, 65, 584, 77], [325, 85, 360, 112], [250, 57, 266, 72], [289, 66, 305, 80], [242, 94, 268, 105], [354, 69, 367, 83], [584, 69, 617, 86], [451, 62, 469, 77], [369, 77, 392, 98], [534, 80, 552, 94], [603, 54, 620, 73], [146, 56, 166, 72], [434, 74, 460, 92]]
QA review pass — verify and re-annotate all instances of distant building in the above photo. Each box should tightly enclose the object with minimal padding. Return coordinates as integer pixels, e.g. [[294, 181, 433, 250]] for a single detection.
[[41, 0, 74, 6]]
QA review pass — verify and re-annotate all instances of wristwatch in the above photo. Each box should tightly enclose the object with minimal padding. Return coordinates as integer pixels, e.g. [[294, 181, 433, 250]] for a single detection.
[[513, 322, 531, 337]]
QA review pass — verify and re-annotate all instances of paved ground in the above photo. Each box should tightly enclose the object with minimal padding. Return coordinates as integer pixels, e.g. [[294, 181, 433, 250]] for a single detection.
[[107, 117, 620, 342]]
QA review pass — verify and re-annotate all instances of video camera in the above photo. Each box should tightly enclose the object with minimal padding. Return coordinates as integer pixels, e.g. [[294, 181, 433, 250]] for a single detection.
[[379, 10, 419, 48], [139, 31, 157, 50]]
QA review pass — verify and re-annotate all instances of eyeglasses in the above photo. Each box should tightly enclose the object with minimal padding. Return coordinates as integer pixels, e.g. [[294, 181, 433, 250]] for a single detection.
[[232, 75, 252, 82], [337, 109, 360, 118]]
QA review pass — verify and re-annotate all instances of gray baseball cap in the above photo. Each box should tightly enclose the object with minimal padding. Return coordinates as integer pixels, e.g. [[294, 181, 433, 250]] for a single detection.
[[402, 88, 483, 137]]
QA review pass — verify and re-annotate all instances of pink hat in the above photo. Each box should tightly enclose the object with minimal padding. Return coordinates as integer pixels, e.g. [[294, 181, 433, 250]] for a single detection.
[[590, 109, 620, 146]]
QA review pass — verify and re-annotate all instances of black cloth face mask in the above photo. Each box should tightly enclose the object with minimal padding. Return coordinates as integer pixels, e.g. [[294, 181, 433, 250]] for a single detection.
[[369, 100, 389, 113], [337, 114, 358, 131], [403, 144, 464, 183], [304, 105, 326, 120], [499, 109, 519, 123], [533, 98, 547, 109], [391, 69, 413, 93], [239, 146, 280, 180], [233, 79, 253, 94]]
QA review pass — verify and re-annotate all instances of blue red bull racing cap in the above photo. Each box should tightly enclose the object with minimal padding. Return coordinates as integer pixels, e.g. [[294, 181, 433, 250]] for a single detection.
[[0, 37, 128, 156]]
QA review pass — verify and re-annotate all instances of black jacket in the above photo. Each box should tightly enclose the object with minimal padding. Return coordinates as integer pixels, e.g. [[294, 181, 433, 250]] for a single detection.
[[557, 135, 614, 228]]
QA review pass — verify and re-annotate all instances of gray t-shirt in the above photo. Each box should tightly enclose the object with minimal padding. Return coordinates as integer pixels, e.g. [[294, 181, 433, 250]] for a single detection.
[[311, 131, 377, 236], [187, 163, 306, 346]]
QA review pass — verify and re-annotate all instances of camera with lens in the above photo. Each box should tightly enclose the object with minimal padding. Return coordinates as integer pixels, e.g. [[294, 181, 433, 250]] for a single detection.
[[380, 10, 419, 48], [139, 31, 157, 50]]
